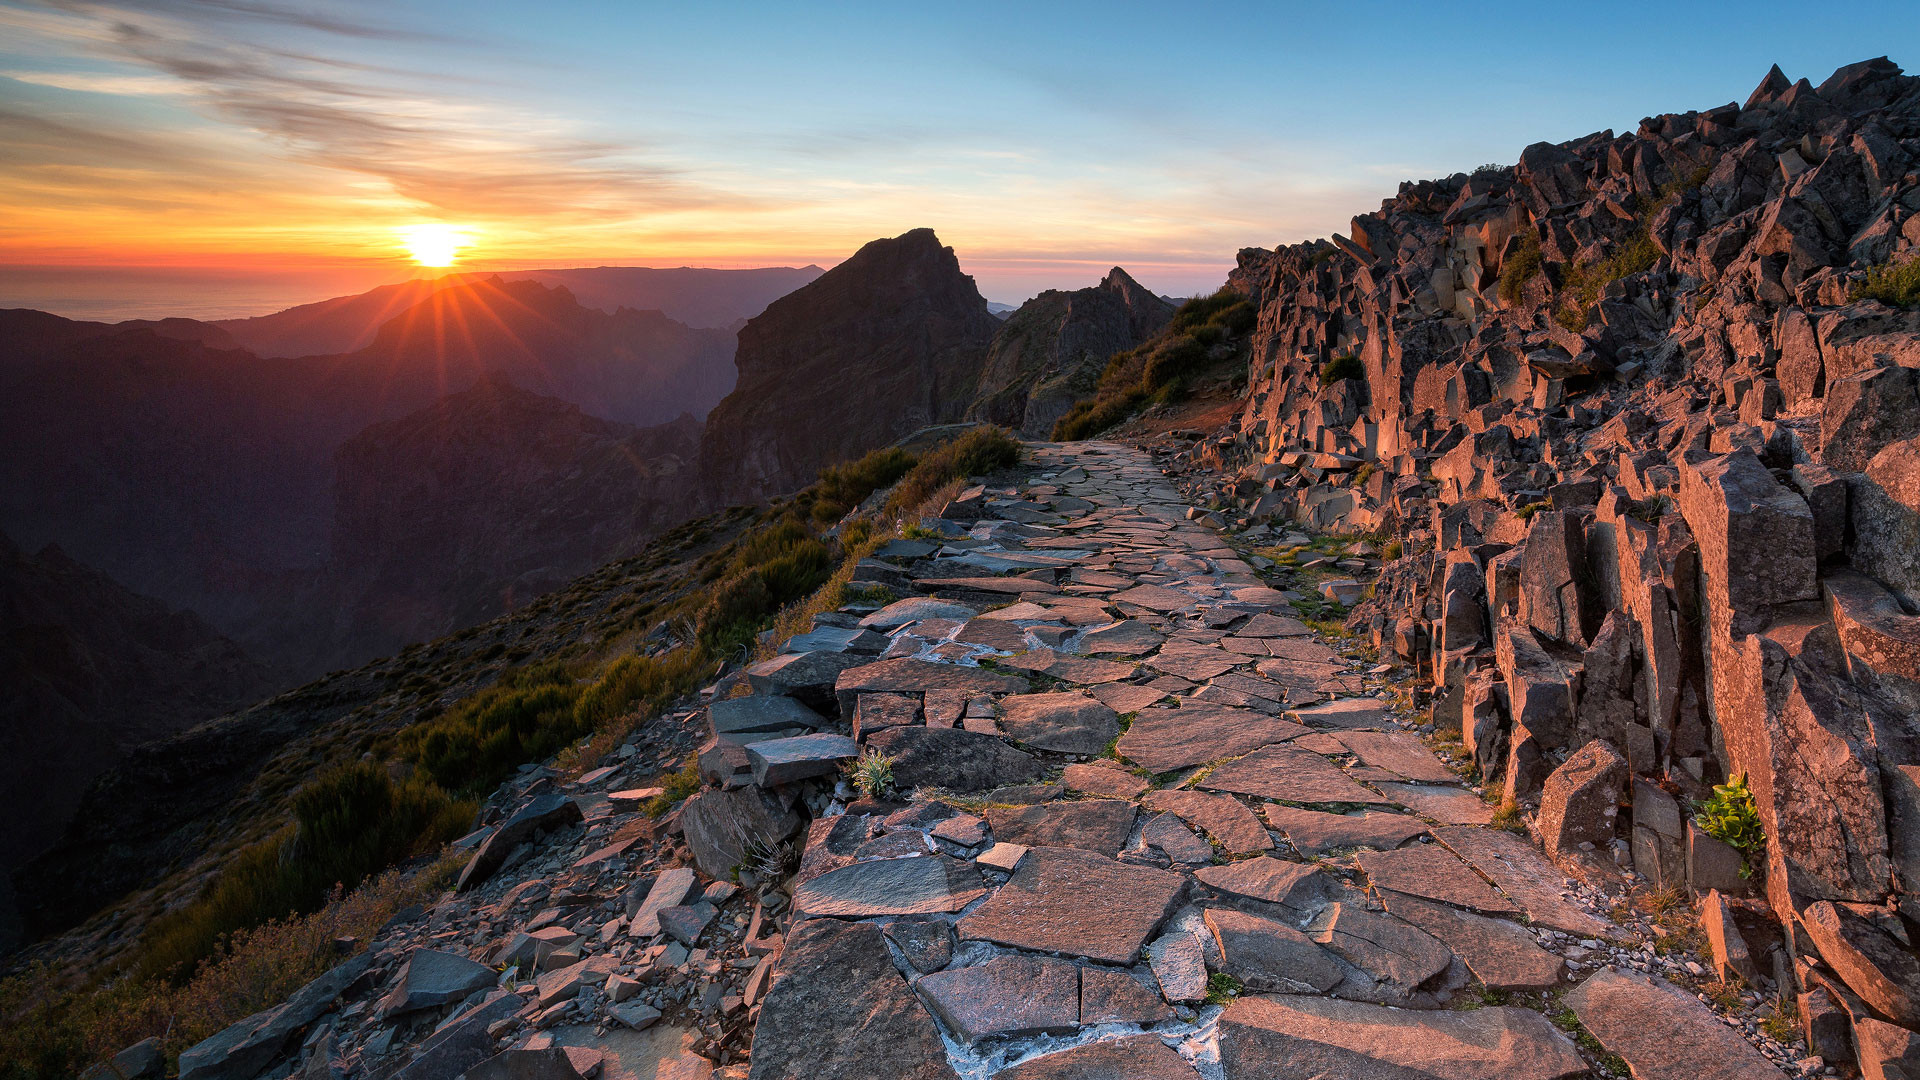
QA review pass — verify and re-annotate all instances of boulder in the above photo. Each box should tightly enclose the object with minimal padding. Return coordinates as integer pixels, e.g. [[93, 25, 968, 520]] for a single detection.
[[1564, 966, 1786, 1079], [747, 919, 959, 1080], [178, 953, 372, 1080], [680, 785, 802, 880], [747, 651, 870, 713], [377, 948, 496, 1019], [1802, 900, 1920, 1027], [1535, 739, 1625, 858], [1677, 451, 1817, 637], [457, 793, 582, 891]]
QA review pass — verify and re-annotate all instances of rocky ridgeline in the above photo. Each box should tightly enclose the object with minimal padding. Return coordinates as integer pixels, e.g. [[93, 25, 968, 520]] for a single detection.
[[1151, 56, 1920, 1078], [145, 442, 1835, 1080]]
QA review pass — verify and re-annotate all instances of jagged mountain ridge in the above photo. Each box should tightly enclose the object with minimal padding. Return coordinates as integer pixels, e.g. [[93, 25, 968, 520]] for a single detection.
[[966, 267, 1175, 438], [700, 228, 1004, 502]]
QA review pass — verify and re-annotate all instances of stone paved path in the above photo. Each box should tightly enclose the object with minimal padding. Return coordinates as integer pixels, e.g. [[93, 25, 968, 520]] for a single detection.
[[743, 442, 1791, 1080]]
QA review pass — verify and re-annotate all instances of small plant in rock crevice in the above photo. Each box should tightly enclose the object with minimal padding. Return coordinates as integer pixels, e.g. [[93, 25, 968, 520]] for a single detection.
[[846, 748, 896, 799], [1205, 972, 1244, 1005], [1693, 773, 1764, 878]]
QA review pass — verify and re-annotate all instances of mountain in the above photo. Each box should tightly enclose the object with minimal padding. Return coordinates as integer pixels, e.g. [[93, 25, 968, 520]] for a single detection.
[[700, 228, 1003, 501], [214, 265, 823, 358], [0, 277, 736, 676], [324, 379, 706, 658], [967, 267, 1174, 437], [0, 534, 269, 925]]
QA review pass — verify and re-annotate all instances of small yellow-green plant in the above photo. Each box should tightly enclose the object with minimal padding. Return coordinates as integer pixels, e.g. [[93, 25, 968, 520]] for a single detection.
[[1694, 773, 1764, 877], [1853, 254, 1920, 309], [846, 749, 896, 799], [1205, 972, 1244, 1005]]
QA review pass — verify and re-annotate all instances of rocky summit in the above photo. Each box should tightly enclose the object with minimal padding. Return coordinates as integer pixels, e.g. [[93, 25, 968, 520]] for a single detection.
[[35, 53, 1920, 1080]]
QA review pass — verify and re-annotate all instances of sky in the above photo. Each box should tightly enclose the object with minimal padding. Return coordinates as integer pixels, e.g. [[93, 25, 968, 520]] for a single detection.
[[2, 0, 1917, 317]]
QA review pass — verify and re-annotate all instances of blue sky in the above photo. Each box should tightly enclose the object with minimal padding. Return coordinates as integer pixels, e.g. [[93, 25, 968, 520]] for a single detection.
[[1, 0, 1915, 312]]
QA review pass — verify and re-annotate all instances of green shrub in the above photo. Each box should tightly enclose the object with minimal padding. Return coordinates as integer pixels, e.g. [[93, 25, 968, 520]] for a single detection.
[[882, 427, 1022, 516], [811, 447, 917, 522], [1694, 774, 1764, 877], [399, 667, 587, 793], [1497, 230, 1543, 305], [136, 765, 472, 982], [1554, 222, 1661, 330], [1320, 353, 1364, 385], [1853, 255, 1920, 309], [1053, 388, 1145, 441], [1514, 500, 1552, 521]]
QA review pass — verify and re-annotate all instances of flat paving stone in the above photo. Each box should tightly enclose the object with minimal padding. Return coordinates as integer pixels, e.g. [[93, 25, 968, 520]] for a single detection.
[[1355, 844, 1518, 916], [1335, 731, 1460, 784], [1193, 856, 1342, 920], [998, 649, 1136, 684], [1061, 762, 1149, 799], [957, 847, 1186, 964], [746, 733, 858, 787], [863, 727, 1043, 792], [915, 575, 1059, 594], [1263, 804, 1429, 856], [860, 597, 980, 629], [1378, 890, 1565, 991], [1236, 612, 1313, 637], [1204, 906, 1344, 993], [1110, 583, 1199, 611], [1116, 704, 1307, 773], [1199, 744, 1394, 805], [1141, 811, 1214, 866], [1141, 790, 1271, 853], [708, 695, 827, 736], [1305, 901, 1452, 1000], [997, 692, 1121, 754], [984, 800, 1136, 856], [1374, 782, 1497, 825], [996, 1035, 1200, 1080], [914, 955, 1080, 1043], [1147, 929, 1208, 1002], [1565, 966, 1787, 1079], [953, 617, 1030, 651], [1289, 698, 1393, 729], [1217, 994, 1587, 1080], [1078, 967, 1174, 1025], [1430, 826, 1617, 938], [1145, 645, 1241, 681], [1089, 682, 1167, 713], [791, 854, 987, 919], [1077, 620, 1166, 654], [834, 658, 1029, 717]]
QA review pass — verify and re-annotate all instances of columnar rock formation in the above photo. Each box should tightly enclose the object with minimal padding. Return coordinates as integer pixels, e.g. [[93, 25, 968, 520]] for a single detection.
[[700, 229, 1003, 502], [1159, 55, 1920, 1067], [967, 268, 1174, 438]]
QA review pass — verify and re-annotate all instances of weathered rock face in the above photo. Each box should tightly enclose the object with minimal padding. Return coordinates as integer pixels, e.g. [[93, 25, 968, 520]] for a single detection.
[[701, 228, 1003, 502], [967, 268, 1174, 437]]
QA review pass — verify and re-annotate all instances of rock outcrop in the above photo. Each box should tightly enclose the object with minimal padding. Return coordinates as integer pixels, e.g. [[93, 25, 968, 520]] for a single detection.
[[967, 268, 1173, 437], [1152, 55, 1920, 1077], [700, 229, 1002, 502]]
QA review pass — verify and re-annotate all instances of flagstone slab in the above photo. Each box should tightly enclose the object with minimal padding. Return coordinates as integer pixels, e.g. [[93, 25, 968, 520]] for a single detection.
[[1336, 731, 1459, 784], [999, 649, 1136, 684], [1378, 890, 1565, 990], [1430, 826, 1617, 939], [791, 855, 987, 919], [998, 1034, 1201, 1080], [1355, 844, 1518, 916], [957, 847, 1185, 964], [863, 727, 1043, 792], [1141, 810, 1215, 867], [1262, 805, 1429, 856], [1236, 613, 1313, 637], [1373, 782, 1496, 825], [1141, 790, 1271, 854], [1110, 583, 1200, 611], [1289, 698, 1394, 729], [1116, 704, 1307, 773], [1306, 901, 1452, 999], [997, 692, 1120, 754], [1061, 762, 1149, 799], [1089, 682, 1167, 713], [1199, 744, 1394, 805], [1193, 857, 1342, 920], [914, 955, 1080, 1043], [835, 658, 1028, 717], [984, 800, 1136, 856], [1078, 620, 1166, 654], [1217, 994, 1587, 1080], [1146, 646, 1241, 681], [1564, 966, 1787, 1080], [1204, 907, 1345, 993], [915, 576, 1060, 594]]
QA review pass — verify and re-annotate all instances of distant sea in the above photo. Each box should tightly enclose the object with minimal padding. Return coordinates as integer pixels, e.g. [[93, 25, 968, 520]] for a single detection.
[[0, 264, 407, 322]]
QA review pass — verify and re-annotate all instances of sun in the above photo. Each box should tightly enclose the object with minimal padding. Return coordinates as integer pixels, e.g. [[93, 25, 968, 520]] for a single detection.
[[397, 223, 471, 268]]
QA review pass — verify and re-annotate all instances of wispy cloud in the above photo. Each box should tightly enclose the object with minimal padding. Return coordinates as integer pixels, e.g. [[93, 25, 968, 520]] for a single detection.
[[6, 0, 756, 221]]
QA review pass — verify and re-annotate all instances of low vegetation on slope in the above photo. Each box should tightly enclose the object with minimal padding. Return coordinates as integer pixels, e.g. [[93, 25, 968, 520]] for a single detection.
[[0, 424, 1023, 1079], [1052, 289, 1255, 440]]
